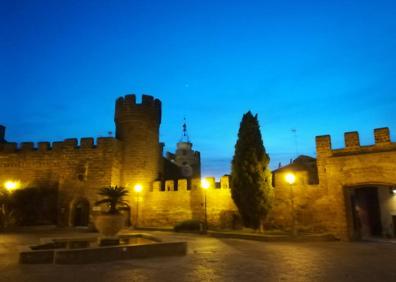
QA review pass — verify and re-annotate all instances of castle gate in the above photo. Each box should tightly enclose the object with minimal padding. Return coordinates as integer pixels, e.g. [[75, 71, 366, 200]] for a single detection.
[[344, 184, 395, 240], [316, 128, 396, 240]]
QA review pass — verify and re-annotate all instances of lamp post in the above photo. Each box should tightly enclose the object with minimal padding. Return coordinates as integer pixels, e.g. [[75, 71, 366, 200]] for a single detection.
[[1, 180, 20, 228], [134, 184, 142, 228], [285, 172, 297, 236], [201, 178, 210, 232]]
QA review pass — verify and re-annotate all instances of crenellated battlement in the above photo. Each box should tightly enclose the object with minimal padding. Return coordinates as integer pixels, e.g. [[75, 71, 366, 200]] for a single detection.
[[114, 94, 161, 126], [114, 94, 162, 187], [150, 175, 231, 192], [316, 127, 395, 158], [0, 137, 119, 153]]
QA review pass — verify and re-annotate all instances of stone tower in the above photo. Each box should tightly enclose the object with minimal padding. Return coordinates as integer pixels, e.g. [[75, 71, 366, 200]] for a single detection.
[[166, 119, 201, 178], [114, 94, 162, 189]]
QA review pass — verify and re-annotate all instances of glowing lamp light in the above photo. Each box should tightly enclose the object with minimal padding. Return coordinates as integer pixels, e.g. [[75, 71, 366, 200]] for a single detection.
[[285, 173, 296, 185], [201, 178, 210, 189], [134, 184, 143, 193], [4, 180, 20, 192], [392, 188, 396, 195]]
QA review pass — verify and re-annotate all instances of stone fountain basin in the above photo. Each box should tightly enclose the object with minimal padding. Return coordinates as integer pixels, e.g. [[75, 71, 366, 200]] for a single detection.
[[19, 233, 187, 264]]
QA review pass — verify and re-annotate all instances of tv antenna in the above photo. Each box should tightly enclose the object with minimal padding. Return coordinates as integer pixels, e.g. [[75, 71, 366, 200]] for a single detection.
[[291, 128, 298, 159], [180, 117, 190, 142]]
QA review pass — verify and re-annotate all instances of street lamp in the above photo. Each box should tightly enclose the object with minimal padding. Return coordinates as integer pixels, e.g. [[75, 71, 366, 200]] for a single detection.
[[285, 172, 297, 236], [134, 184, 142, 228], [4, 180, 20, 192], [2, 180, 21, 227], [201, 178, 210, 231]]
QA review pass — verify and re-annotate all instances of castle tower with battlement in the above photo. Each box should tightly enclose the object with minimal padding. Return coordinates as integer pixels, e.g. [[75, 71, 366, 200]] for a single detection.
[[0, 94, 166, 227], [1, 91, 396, 240], [115, 94, 162, 188]]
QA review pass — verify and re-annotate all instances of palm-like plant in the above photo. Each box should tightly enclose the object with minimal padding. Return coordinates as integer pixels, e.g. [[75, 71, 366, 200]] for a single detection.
[[95, 186, 129, 214]]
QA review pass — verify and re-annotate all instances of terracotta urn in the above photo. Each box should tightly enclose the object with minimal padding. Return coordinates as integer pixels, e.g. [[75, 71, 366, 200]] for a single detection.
[[94, 214, 125, 237]]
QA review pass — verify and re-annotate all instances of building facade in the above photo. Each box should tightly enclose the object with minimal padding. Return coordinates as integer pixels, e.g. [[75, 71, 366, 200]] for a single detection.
[[0, 95, 236, 229], [1, 94, 395, 240], [271, 129, 396, 240]]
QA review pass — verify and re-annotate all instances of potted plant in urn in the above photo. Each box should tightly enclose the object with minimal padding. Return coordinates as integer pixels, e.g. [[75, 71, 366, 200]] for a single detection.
[[94, 186, 129, 241]]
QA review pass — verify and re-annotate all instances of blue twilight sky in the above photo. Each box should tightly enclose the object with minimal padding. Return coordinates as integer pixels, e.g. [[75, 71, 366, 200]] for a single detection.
[[1, 0, 396, 177]]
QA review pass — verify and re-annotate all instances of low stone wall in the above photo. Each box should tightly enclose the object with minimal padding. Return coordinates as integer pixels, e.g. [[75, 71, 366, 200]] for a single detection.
[[54, 241, 187, 264], [20, 240, 187, 264]]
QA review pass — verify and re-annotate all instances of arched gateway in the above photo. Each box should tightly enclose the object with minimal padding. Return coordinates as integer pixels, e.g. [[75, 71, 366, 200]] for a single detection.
[[265, 128, 396, 240], [345, 184, 396, 240], [71, 198, 90, 227]]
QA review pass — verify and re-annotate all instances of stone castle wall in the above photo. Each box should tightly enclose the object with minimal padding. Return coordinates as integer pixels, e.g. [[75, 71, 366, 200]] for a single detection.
[[134, 176, 237, 228], [0, 137, 122, 225], [268, 171, 328, 233], [1, 92, 395, 239], [267, 127, 396, 240], [0, 94, 238, 229], [314, 127, 396, 239]]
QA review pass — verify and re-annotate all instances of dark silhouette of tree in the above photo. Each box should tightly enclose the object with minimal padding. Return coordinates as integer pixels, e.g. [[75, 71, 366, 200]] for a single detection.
[[8, 187, 57, 226], [95, 186, 129, 214], [231, 111, 273, 230]]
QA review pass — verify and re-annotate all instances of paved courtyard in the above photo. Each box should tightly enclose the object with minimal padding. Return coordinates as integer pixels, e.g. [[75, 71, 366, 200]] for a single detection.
[[0, 230, 396, 282]]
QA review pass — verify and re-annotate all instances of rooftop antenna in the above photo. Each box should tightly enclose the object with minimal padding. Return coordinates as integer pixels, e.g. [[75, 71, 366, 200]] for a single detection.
[[180, 117, 190, 143], [291, 128, 298, 160]]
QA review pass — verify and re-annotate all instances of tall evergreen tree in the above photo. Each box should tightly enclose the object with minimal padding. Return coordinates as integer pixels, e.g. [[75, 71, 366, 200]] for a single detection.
[[231, 111, 273, 230]]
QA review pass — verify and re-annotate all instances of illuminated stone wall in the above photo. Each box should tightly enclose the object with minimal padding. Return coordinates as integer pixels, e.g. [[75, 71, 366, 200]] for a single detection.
[[0, 137, 122, 226], [269, 171, 322, 232], [1, 92, 395, 239], [314, 127, 396, 240], [0, 94, 237, 229], [269, 127, 396, 240], [0, 94, 163, 227], [270, 127, 396, 240], [114, 95, 162, 188], [134, 176, 238, 228]]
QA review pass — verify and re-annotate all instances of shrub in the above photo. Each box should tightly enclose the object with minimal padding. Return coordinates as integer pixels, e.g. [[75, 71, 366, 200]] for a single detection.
[[10, 187, 58, 226], [219, 210, 243, 230], [95, 186, 129, 214], [174, 219, 202, 233]]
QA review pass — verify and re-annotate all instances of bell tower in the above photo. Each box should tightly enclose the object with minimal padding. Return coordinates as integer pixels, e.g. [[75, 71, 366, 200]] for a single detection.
[[166, 119, 201, 178]]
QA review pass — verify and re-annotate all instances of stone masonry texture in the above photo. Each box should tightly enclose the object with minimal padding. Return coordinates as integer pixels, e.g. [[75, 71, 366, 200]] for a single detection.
[[1, 94, 395, 240]]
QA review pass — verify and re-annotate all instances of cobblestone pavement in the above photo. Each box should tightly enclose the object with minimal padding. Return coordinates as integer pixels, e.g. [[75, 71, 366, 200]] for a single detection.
[[1, 230, 396, 282]]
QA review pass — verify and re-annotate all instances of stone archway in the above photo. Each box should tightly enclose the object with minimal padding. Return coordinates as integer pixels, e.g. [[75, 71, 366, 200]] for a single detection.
[[345, 184, 396, 240], [71, 198, 90, 227]]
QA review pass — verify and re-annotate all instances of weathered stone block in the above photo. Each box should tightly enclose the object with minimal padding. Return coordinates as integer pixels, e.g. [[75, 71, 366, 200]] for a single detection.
[[374, 127, 391, 144]]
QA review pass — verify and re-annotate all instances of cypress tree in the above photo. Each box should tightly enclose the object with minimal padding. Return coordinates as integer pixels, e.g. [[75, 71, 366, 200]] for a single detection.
[[231, 111, 273, 230]]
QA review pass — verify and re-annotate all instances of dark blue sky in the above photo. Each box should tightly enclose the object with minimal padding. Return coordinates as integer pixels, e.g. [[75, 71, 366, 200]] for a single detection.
[[1, 0, 396, 177]]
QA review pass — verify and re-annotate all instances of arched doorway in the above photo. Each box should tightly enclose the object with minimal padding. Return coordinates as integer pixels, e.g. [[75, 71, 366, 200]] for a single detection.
[[72, 199, 90, 227], [345, 184, 396, 240]]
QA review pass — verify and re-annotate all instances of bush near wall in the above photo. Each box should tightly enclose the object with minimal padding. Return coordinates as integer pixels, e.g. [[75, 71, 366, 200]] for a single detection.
[[174, 219, 203, 233], [218, 210, 243, 230], [9, 187, 58, 226]]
